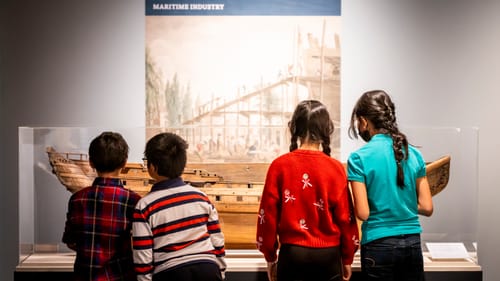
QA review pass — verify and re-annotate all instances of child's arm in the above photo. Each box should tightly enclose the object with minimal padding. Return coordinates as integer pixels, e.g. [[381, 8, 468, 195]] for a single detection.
[[333, 183, 360, 267], [207, 203, 227, 278], [417, 176, 433, 216], [255, 166, 280, 263], [62, 198, 78, 251]]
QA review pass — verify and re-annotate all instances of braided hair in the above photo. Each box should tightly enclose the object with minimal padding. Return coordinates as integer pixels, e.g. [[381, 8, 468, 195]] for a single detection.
[[348, 90, 409, 187], [288, 100, 334, 156]]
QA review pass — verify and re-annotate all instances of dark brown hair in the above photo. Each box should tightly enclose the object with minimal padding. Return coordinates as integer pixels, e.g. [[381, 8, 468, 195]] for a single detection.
[[348, 90, 409, 187], [88, 131, 129, 173], [144, 132, 188, 179], [288, 100, 334, 156]]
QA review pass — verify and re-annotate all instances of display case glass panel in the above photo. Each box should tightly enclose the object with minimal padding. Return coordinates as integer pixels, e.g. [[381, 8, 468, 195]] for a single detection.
[[18, 126, 480, 269]]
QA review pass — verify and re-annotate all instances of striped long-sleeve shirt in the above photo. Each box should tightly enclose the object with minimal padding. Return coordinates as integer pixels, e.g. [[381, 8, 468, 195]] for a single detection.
[[132, 177, 226, 281]]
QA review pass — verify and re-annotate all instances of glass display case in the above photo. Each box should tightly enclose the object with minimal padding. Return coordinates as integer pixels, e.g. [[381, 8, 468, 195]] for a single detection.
[[17, 126, 481, 280]]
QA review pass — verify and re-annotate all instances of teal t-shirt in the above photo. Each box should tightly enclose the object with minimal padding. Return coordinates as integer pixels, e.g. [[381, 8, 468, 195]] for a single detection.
[[347, 134, 426, 244]]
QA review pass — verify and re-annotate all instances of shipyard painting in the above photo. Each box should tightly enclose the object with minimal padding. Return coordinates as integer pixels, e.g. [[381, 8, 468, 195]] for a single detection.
[[146, 1, 341, 162], [145, 0, 341, 247]]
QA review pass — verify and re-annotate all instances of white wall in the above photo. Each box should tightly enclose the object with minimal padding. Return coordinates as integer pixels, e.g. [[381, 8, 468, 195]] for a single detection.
[[2, 0, 500, 281], [342, 1, 500, 281]]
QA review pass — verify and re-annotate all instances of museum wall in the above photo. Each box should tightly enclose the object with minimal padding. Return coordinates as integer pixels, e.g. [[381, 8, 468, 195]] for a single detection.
[[0, 1, 145, 280], [1, 1, 500, 281], [341, 3, 500, 281]]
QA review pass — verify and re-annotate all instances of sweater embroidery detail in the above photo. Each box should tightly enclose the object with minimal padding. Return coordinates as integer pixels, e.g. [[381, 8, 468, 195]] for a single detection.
[[352, 235, 360, 246], [256, 236, 263, 250], [284, 189, 296, 203], [302, 173, 312, 189], [259, 208, 266, 224], [313, 199, 325, 211], [299, 219, 308, 230]]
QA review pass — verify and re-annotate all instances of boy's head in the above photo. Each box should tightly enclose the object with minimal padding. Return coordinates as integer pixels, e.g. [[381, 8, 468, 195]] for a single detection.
[[88, 131, 129, 173], [144, 132, 188, 179]]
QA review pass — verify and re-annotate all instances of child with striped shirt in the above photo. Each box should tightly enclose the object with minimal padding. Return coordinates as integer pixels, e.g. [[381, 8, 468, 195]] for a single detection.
[[132, 132, 226, 281]]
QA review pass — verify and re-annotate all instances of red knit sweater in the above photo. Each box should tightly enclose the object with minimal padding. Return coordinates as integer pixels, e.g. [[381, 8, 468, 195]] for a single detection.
[[256, 149, 359, 265]]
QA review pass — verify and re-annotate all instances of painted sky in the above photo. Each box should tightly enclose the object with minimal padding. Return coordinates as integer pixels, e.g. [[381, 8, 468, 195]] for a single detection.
[[146, 16, 340, 103]]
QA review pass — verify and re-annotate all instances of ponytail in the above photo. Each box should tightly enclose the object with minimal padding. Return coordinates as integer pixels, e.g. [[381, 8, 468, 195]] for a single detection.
[[391, 131, 409, 187], [321, 135, 331, 156], [289, 135, 299, 152]]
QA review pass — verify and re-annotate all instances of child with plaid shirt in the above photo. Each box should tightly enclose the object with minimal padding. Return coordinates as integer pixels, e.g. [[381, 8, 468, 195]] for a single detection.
[[63, 131, 141, 281]]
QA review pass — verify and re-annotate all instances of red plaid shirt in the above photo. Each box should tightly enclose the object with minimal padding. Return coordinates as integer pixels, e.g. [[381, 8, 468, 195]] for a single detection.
[[63, 177, 141, 281]]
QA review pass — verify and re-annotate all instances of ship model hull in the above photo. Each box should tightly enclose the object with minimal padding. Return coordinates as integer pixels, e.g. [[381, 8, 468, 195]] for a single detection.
[[46, 147, 450, 248]]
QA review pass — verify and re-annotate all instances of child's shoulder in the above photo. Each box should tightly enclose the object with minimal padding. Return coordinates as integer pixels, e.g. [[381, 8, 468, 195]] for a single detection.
[[126, 189, 142, 202], [70, 185, 93, 198], [270, 151, 293, 163]]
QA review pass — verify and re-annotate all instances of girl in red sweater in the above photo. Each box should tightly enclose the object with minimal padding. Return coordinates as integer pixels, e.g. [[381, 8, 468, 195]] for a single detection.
[[256, 100, 359, 281]]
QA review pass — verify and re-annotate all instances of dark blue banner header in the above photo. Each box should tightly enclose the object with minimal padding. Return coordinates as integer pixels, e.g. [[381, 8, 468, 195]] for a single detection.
[[146, 0, 341, 16]]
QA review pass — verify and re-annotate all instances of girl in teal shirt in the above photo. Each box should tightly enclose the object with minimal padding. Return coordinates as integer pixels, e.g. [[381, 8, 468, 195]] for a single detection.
[[347, 90, 433, 281]]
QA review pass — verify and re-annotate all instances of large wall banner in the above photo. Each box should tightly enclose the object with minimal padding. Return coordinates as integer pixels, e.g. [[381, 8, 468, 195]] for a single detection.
[[145, 0, 341, 249], [145, 0, 342, 162]]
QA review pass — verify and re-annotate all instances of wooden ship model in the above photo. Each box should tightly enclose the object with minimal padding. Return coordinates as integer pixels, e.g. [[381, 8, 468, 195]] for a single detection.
[[46, 146, 451, 248]]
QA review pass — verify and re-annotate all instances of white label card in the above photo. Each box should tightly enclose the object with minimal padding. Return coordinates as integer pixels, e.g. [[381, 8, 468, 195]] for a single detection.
[[426, 242, 470, 260]]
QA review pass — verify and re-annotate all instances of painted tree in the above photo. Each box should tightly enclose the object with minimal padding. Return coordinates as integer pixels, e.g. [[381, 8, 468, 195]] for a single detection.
[[181, 82, 193, 124], [165, 73, 181, 127], [145, 48, 163, 127]]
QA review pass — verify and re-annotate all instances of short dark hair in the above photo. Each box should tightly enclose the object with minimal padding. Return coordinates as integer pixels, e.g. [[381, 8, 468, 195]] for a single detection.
[[144, 132, 188, 179], [88, 131, 129, 173]]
